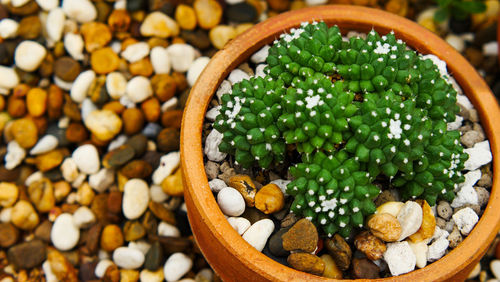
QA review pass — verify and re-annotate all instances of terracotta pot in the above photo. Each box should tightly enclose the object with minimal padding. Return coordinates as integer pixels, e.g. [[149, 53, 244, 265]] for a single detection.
[[181, 5, 500, 281]]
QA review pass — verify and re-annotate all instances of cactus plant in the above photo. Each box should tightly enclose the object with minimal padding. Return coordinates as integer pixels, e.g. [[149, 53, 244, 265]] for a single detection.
[[212, 21, 468, 238]]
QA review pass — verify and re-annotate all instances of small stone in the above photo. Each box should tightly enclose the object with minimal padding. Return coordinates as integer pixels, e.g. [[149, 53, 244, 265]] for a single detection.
[[113, 247, 145, 269], [408, 200, 436, 243], [140, 11, 179, 38], [228, 68, 250, 85], [0, 182, 18, 207], [163, 252, 192, 282], [15, 40, 47, 72], [70, 70, 95, 103], [0, 19, 19, 39], [447, 226, 463, 249], [161, 110, 183, 128], [384, 241, 416, 276], [0, 66, 20, 90], [217, 187, 245, 217], [282, 218, 318, 253], [89, 168, 114, 193], [452, 207, 478, 236], [121, 42, 150, 63], [62, 0, 97, 23], [101, 224, 124, 252], [91, 47, 120, 75], [175, 4, 197, 30], [187, 56, 210, 87], [228, 174, 256, 207], [106, 72, 127, 99], [85, 110, 123, 141], [0, 222, 19, 247], [28, 178, 55, 212], [81, 22, 112, 52], [161, 167, 183, 196], [475, 186, 490, 207], [194, 0, 222, 29], [354, 231, 387, 261], [464, 140, 492, 171], [242, 218, 274, 252], [209, 25, 236, 49], [11, 117, 38, 149], [255, 183, 284, 214], [461, 130, 485, 148], [5, 141, 26, 170], [157, 221, 180, 237], [445, 34, 465, 52], [120, 269, 140, 282], [35, 220, 52, 242], [287, 253, 325, 276], [7, 239, 46, 269], [47, 248, 78, 281], [227, 217, 251, 235], [367, 213, 402, 242], [122, 179, 150, 220], [126, 76, 153, 103], [166, 44, 195, 72], [397, 201, 423, 241], [208, 178, 226, 193], [152, 151, 180, 185], [30, 135, 58, 155], [408, 240, 428, 268], [72, 144, 100, 174], [491, 260, 500, 280], [140, 269, 164, 282], [320, 254, 342, 279], [64, 33, 85, 61], [427, 234, 449, 262], [72, 206, 95, 228], [34, 150, 65, 172], [437, 201, 452, 220], [123, 221, 146, 241], [95, 259, 114, 278], [142, 98, 161, 123], [324, 234, 352, 271], [150, 47, 171, 75], [204, 129, 226, 162], [376, 201, 404, 217], [11, 200, 39, 230], [352, 258, 380, 279], [121, 160, 151, 179], [144, 241, 163, 271], [51, 213, 80, 251]]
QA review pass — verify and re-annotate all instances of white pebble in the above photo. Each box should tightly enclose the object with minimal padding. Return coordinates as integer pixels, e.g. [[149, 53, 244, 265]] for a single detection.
[[121, 42, 150, 63], [205, 106, 220, 122], [5, 141, 26, 170], [160, 97, 178, 112], [483, 41, 498, 56], [11, 0, 29, 7], [47, 8, 65, 42], [140, 11, 179, 38], [0, 207, 12, 223], [164, 253, 193, 282], [491, 260, 500, 280], [225, 0, 244, 3], [0, 66, 19, 90], [216, 80, 231, 102], [36, 0, 59, 11], [152, 151, 180, 185], [457, 94, 473, 110], [113, 247, 145, 269], [62, 0, 97, 23], [167, 44, 196, 72], [30, 135, 58, 155], [204, 129, 227, 162], [255, 64, 267, 78], [54, 76, 73, 91], [227, 217, 251, 235], [0, 19, 19, 39], [270, 179, 291, 196], [122, 179, 150, 219], [250, 45, 270, 64], [208, 178, 226, 193], [89, 168, 114, 193], [447, 115, 463, 131], [70, 70, 95, 103], [217, 187, 245, 217], [25, 171, 43, 186], [427, 236, 449, 262], [242, 219, 274, 252], [464, 140, 492, 171], [95, 259, 114, 278], [451, 183, 478, 208], [128, 240, 151, 255], [397, 201, 423, 241], [42, 261, 58, 282], [468, 262, 481, 279], [72, 206, 95, 228], [228, 69, 250, 85], [64, 33, 84, 60], [107, 134, 127, 151], [305, 0, 327, 5], [81, 99, 97, 122], [408, 240, 428, 268], [15, 41, 47, 72], [150, 185, 169, 203], [106, 72, 127, 99], [51, 213, 80, 251], [384, 241, 416, 276], [72, 144, 100, 174], [150, 46, 171, 74], [61, 157, 79, 182], [158, 222, 180, 237], [445, 34, 465, 53], [126, 76, 153, 103], [452, 207, 478, 236], [187, 56, 210, 86]]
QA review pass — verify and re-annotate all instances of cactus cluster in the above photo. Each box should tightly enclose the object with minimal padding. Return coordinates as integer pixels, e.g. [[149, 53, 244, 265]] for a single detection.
[[213, 21, 468, 238]]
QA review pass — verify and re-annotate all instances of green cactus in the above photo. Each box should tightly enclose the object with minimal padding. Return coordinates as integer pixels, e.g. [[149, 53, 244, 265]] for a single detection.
[[212, 21, 468, 238]]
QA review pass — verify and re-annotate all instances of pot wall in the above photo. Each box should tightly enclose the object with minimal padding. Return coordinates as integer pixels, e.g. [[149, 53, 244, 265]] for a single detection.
[[181, 5, 500, 282]]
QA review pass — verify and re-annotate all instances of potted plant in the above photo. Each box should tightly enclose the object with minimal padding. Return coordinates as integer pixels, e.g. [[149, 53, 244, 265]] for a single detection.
[[181, 5, 499, 281]]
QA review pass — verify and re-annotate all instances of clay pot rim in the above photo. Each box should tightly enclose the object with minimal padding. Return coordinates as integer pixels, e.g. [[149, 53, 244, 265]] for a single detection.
[[181, 5, 500, 281]]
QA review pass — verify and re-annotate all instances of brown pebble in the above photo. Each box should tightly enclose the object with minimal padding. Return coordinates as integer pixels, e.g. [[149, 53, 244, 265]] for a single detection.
[[33, 149, 65, 172], [141, 98, 161, 122], [161, 168, 183, 196], [88, 75, 109, 105], [122, 108, 145, 135], [81, 22, 112, 52], [84, 223, 102, 255], [129, 57, 154, 77], [148, 201, 176, 225], [63, 94, 82, 121], [39, 52, 54, 78], [107, 190, 123, 215], [11, 200, 39, 230], [104, 263, 120, 282], [282, 218, 318, 253], [151, 74, 176, 102], [108, 9, 131, 32], [367, 213, 402, 242], [228, 174, 256, 207], [34, 220, 52, 242], [123, 220, 146, 242], [324, 234, 352, 271], [171, 72, 187, 92], [194, 0, 222, 29], [352, 258, 380, 279], [7, 96, 27, 118], [354, 231, 387, 261], [254, 183, 284, 214], [120, 160, 152, 179], [287, 253, 325, 276], [66, 123, 89, 143], [157, 127, 180, 152], [17, 15, 41, 39], [103, 101, 126, 115], [7, 239, 46, 269], [0, 222, 19, 247], [53, 181, 71, 202], [161, 110, 183, 128], [47, 84, 63, 119], [267, 0, 290, 11], [90, 47, 120, 74], [320, 254, 343, 279], [101, 224, 124, 252], [54, 57, 81, 82], [47, 248, 78, 281], [11, 117, 38, 148], [175, 4, 197, 30], [28, 178, 55, 212]]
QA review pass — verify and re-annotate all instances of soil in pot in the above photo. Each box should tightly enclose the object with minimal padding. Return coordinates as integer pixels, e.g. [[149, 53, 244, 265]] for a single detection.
[[201, 21, 493, 279]]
